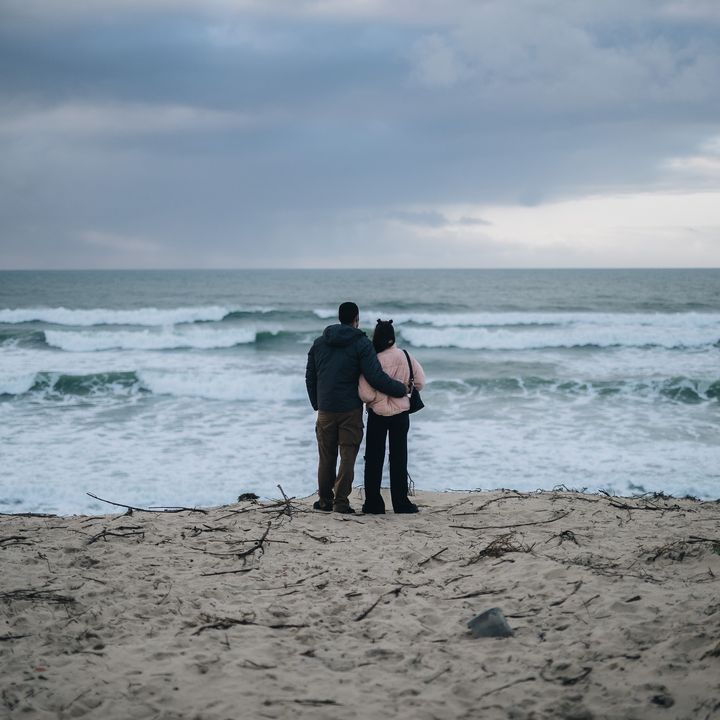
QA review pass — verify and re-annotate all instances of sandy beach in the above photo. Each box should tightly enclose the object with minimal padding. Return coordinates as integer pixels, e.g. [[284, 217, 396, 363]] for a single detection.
[[1, 488, 719, 720]]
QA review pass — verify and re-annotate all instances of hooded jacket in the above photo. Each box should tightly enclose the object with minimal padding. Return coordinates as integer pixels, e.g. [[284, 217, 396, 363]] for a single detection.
[[305, 324, 407, 412]]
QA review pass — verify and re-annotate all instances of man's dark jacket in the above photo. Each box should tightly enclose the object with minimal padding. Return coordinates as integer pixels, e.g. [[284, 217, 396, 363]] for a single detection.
[[305, 324, 407, 412]]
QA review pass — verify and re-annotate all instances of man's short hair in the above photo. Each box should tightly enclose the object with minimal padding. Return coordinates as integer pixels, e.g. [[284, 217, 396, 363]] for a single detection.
[[338, 301, 359, 325]]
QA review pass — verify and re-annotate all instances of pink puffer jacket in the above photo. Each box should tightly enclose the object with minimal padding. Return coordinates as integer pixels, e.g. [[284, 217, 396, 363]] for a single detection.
[[359, 346, 426, 416]]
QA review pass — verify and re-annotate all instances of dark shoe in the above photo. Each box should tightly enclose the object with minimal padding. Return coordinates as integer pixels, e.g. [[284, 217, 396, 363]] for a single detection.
[[313, 500, 332, 512], [394, 503, 419, 514], [362, 504, 386, 515], [333, 506, 356, 514]]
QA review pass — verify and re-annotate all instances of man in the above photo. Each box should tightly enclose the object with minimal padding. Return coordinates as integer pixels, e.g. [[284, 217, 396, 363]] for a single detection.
[[305, 301, 407, 513]]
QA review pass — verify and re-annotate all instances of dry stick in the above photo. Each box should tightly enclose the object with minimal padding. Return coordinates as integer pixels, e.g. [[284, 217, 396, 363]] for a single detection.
[[87, 528, 145, 545], [549, 580, 584, 607], [541, 663, 592, 686], [452, 510, 570, 531], [354, 587, 402, 622], [193, 615, 308, 635], [212, 501, 287, 522], [0, 512, 57, 518], [259, 569, 330, 591], [452, 494, 531, 516], [276, 484, 294, 517], [0, 536, 32, 545], [235, 522, 271, 559], [200, 522, 271, 573], [303, 531, 332, 544], [598, 491, 680, 512], [0, 589, 76, 604], [430, 495, 478, 514], [201, 567, 256, 577], [477, 676, 536, 700], [86, 492, 207, 515], [449, 588, 506, 600], [0, 634, 31, 641], [424, 667, 452, 684], [418, 547, 449, 566]]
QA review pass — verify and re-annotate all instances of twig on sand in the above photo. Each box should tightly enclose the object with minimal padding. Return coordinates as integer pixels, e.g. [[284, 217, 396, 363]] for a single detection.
[[86, 492, 207, 515], [0, 589, 75, 604], [192, 613, 308, 635], [87, 526, 145, 545], [200, 567, 256, 577], [464, 532, 533, 565], [418, 547, 449, 566], [424, 667, 452, 684], [452, 493, 532, 516], [0, 634, 31, 641], [549, 580, 584, 607], [235, 522, 271, 560], [276, 484, 294, 518], [598, 491, 681, 512], [449, 588, 506, 600], [452, 510, 570, 532], [303, 531, 333, 544], [540, 662, 592, 686], [0, 512, 57, 518], [354, 586, 403, 622], [477, 676, 536, 699], [265, 699, 341, 707], [199, 522, 272, 574]]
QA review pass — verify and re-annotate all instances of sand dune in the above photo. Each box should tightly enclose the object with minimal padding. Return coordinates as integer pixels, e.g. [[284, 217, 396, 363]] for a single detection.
[[1, 489, 719, 719]]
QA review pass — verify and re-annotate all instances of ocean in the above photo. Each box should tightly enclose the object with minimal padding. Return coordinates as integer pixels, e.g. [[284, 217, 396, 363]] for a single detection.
[[1, 269, 718, 515]]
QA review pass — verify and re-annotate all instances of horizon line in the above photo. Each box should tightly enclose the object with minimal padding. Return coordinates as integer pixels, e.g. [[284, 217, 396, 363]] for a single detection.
[[1, 266, 719, 272]]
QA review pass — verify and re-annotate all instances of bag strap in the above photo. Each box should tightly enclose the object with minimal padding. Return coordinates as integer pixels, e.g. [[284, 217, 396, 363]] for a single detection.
[[402, 349, 414, 386]]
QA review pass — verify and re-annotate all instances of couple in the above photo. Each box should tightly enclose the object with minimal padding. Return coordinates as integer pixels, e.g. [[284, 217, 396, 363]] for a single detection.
[[305, 301, 425, 515]]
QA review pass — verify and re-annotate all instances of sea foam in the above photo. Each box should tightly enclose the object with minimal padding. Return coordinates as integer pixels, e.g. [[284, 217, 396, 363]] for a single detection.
[[44, 326, 257, 352], [0, 306, 267, 327]]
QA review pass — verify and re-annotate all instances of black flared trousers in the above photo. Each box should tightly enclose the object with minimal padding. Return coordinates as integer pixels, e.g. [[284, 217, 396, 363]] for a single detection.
[[363, 408, 412, 512]]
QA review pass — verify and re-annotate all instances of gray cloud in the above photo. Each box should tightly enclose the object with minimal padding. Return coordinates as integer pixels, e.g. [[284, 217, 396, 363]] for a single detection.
[[0, 0, 719, 268]]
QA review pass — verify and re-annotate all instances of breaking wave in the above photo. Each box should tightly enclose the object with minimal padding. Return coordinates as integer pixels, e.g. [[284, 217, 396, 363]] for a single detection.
[[399, 324, 720, 350], [43, 327, 259, 352], [2, 370, 717, 405], [0, 305, 277, 327]]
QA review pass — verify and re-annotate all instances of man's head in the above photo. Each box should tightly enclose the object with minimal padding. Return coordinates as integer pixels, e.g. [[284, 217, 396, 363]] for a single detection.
[[338, 301, 359, 327]]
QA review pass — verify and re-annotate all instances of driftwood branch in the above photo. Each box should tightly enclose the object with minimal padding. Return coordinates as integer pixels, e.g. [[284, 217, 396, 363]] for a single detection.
[[549, 580, 584, 607], [449, 588, 506, 600], [235, 522, 271, 559], [464, 532, 534, 565], [87, 527, 145, 545], [418, 547, 448, 566], [476, 676, 536, 699], [0, 536, 33, 546], [452, 493, 531, 516], [0, 589, 75, 604], [354, 586, 403, 622], [192, 613, 308, 635], [452, 510, 570, 531], [86, 492, 207, 515]]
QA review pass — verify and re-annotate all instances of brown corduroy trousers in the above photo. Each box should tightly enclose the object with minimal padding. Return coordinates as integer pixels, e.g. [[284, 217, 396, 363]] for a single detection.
[[315, 408, 364, 511]]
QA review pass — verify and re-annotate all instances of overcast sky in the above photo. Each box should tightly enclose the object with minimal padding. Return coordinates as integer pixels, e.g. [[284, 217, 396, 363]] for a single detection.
[[1, 0, 719, 269]]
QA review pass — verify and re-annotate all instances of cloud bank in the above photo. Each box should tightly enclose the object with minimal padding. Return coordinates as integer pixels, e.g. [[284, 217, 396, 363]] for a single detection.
[[1, 0, 719, 268]]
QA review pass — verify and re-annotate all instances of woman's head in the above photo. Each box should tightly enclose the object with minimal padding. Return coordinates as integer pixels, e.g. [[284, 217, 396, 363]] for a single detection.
[[373, 319, 395, 354]]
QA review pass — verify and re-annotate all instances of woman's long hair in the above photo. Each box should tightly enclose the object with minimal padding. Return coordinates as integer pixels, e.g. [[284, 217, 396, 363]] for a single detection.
[[372, 319, 395, 354]]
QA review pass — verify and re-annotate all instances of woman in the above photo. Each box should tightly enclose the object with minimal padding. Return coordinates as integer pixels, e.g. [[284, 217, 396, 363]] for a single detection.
[[358, 319, 426, 514]]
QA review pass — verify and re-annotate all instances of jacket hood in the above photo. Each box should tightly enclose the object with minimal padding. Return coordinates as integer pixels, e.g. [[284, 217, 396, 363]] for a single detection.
[[323, 323, 364, 347]]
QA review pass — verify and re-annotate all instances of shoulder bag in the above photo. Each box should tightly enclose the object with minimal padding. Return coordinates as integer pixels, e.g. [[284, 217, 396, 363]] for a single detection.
[[402, 349, 424, 414]]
